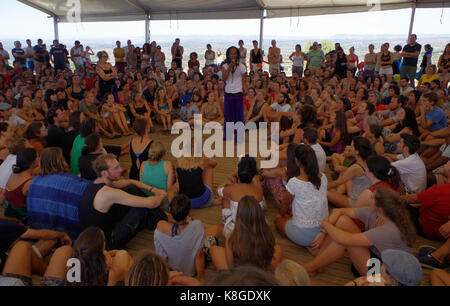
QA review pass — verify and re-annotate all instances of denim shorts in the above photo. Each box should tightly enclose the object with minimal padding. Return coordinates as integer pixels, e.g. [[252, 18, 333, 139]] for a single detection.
[[285, 220, 322, 247]]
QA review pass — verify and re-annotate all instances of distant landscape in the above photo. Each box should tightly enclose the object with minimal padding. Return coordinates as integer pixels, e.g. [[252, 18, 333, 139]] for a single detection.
[[2, 34, 449, 74]]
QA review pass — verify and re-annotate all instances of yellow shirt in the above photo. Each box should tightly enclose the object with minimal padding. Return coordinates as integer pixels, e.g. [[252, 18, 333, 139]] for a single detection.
[[420, 73, 439, 84], [114, 48, 125, 62]]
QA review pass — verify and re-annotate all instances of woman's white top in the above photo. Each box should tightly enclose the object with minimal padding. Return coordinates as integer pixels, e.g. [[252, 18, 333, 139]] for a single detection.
[[286, 174, 328, 228]]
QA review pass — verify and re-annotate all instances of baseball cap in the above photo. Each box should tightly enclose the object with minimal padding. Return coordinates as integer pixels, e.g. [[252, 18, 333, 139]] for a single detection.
[[381, 249, 422, 286]]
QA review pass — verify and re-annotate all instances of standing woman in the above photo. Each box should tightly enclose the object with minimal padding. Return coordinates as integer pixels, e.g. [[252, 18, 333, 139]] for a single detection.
[[96, 51, 117, 101], [205, 44, 216, 68], [289, 44, 306, 78], [222, 46, 247, 141], [142, 43, 151, 70], [438, 43, 450, 88], [392, 45, 403, 75], [347, 47, 359, 76], [419, 44, 433, 77], [334, 47, 348, 79]]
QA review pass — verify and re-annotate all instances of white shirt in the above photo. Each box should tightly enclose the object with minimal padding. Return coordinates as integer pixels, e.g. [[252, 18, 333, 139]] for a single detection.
[[0, 50, 10, 65], [270, 103, 291, 112], [440, 143, 450, 158], [286, 175, 328, 228], [0, 154, 16, 189], [392, 153, 427, 194], [223, 63, 246, 94], [310, 143, 326, 174]]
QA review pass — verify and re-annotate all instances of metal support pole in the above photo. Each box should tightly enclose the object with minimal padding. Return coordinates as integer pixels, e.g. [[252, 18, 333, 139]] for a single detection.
[[407, 6, 416, 43], [145, 14, 150, 43], [259, 10, 264, 52], [53, 16, 59, 41]]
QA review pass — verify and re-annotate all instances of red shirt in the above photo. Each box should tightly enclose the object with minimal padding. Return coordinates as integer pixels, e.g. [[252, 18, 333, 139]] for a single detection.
[[375, 104, 387, 112], [417, 184, 450, 240], [84, 76, 98, 91]]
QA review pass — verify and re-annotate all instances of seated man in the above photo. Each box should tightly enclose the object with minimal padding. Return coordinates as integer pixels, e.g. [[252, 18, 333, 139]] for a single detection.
[[375, 95, 405, 128], [385, 133, 426, 194], [402, 161, 450, 241], [419, 92, 449, 159], [27, 147, 166, 248]]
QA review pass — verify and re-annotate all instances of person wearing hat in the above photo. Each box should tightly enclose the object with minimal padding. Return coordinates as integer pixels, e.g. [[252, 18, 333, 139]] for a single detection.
[[346, 249, 422, 286]]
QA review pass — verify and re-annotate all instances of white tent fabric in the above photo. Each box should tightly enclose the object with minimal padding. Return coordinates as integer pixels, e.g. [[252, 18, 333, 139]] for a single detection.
[[16, 0, 447, 22]]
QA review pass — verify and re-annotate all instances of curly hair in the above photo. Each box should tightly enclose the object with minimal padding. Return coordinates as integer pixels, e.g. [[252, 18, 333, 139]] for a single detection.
[[374, 188, 416, 247]]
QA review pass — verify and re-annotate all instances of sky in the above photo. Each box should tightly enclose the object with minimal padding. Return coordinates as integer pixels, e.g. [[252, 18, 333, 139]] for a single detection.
[[1, 0, 449, 40]]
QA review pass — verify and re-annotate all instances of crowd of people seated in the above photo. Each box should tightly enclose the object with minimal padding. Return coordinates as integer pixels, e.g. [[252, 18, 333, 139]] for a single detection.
[[0, 35, 449, 287]]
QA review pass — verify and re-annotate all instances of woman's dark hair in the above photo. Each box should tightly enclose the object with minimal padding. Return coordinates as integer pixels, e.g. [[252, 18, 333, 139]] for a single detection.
[[302, 95, 314, 106], [369, 124, 383, 138], [0, 122, 8, 133], [294, 144, 321, 189], [374, 188, 416, 247], [393, 108, 420, 137], [125, 251, 169, 286], [169, 194, 191, 223], [82, 133, 101, 156], [237, 156, 258, 184], [133, 118, 148, 137], [352, 136, 374, 161], [335, 110, 350, 145], [13, 148, 37, 174], [69, 111, 82, 130], [23, 122, 43, 140], [80, 117, 96, 138], [424, 44, 433, 52], [225, 46, 240, 65], [300, 104, 317, 126], [367, 155, 401, 190], [73, 227, 108, 286], [341, 97, 352, 112], [229, 196, 275, 270], [394, 45, 402, 52], [286, 143, 300, 181]]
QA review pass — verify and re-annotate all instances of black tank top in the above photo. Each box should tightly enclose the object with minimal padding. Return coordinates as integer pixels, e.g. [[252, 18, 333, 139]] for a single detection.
[[78, 183, 115, 243], [251, 49, 262, 64], [381, 51, 391, 63], [176, 167, 206, 198]]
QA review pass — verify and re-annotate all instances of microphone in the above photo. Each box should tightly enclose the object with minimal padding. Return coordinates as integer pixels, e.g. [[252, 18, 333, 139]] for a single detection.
[[231, 59, 236, 73]]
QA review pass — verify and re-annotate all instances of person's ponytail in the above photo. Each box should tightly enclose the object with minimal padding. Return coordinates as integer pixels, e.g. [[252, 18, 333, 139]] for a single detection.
[[294, 144, 321, 190]]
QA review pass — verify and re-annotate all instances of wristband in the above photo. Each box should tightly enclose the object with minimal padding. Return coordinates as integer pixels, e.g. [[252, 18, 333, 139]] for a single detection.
[[320, 230, 328, 236]]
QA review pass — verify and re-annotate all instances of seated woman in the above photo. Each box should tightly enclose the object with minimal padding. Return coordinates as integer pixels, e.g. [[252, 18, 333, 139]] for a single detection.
[[262, 143, 299, 210], [201, 91, 223, 126], [153, 88, 173, 132], [129, 118, 153, 181], [214, 157, 265, 237], [125, 250, 201, 286], [274, 145, 328, 250], [78, 133, 104, 181], [383, 107, 420, 151], [73, 227, 133, 286], [128, 91, 153, 128], [4, 148, 38, 224], [140, 141, 175, 205], [353, 155, 402, 208], [175, 156, 217, 209], [154, 195, 221, 278], [318, 110, 350, 156], [302, 187, 416, 277], [327, 136, 373, 208], [209, 195, 283, 271], [101, 93, 132, 137], [23, 122, 47, 155], [245, 89, 267, 125]]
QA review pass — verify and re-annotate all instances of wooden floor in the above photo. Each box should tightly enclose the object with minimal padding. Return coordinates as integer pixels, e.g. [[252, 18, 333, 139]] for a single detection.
[[101, 127, 447, 286]]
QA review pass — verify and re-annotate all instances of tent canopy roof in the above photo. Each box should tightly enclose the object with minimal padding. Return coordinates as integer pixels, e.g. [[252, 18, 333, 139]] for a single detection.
[[17, 0, 446, 22]]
